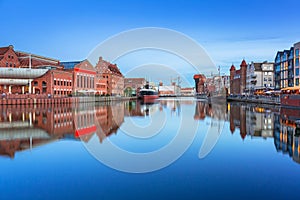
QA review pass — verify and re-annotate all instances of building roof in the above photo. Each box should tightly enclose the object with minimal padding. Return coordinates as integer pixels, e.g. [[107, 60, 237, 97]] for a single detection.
[[254, 63, 262, 71], [60, 61, 81, 69], [240, 59, 247, 67], [108, 64, 122, 76], [96, 57, 123, 76], [16, 51, 61, 68], [230, 64, 236, 71], [0, 46, 10, 55], [193, 74, 206, 79]]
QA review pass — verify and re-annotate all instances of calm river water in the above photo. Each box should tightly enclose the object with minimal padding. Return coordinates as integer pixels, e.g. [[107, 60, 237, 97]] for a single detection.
[[0, 98, 299, 199]]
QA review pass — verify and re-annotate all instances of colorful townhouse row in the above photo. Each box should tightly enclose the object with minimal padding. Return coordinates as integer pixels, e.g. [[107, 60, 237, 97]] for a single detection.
[[0, 45, 124, 97], [229, 41, 300, 95], [194, 41, 300, 96]]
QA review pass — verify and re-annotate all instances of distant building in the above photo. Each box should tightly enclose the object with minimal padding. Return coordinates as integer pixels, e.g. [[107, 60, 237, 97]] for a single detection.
[[124, 78, 146, 97], [222, 75, 230, 95], [180, 87, 195, 96], [294, 42, 300, 87], [246, 61, 274, 93], [95, 57, 124, 96], [229, 60, 247, 95], [193, 74, 206, 94], [274, 42, 300, 89], [158, 82, 180, 96]]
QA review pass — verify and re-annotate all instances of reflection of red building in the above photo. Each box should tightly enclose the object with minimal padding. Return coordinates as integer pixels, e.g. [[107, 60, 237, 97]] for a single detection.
[[229, 103, 247, 139], [194, 101, 227, 121], [124, 101, 144, 117], [0, 102, 127, 158], [95, 102, 125, 142], [194, 101, 210, 120]]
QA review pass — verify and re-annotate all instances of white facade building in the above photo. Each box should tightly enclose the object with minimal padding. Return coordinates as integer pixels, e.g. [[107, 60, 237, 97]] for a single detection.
[[246, 61, 274, 93]]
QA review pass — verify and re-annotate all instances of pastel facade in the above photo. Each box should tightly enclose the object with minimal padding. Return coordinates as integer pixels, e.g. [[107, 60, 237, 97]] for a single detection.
[[246, 62, 274, 92]]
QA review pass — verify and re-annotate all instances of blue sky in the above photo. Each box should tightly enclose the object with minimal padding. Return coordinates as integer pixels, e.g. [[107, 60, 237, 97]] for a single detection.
[[1, 0, 300, 83]]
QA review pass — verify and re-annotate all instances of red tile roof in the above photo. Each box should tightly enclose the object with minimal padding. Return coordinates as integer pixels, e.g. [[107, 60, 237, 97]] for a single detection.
[[108, 64, 122, 76], [16, 51, 61, 68], [96, 57, 123, 76], [0, 47, 9, 55], [230, 64, 236, 71], [240, 59, 247, 67]]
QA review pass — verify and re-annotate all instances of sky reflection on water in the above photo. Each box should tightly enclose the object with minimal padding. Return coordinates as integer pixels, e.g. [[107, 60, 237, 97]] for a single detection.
[[0, 98, 299, 199]]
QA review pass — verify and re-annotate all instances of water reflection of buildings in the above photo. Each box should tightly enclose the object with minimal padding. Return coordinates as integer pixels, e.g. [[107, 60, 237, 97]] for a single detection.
[[95, 102, 124, 143], [274, 108, 300, 164], [194, 101, 228, 121], [229, 103, 300, 164], [124, 98, 194, 118], [229, 103, 275, 140], [159, 98, 194, 117], [0, 102, 125, 158]]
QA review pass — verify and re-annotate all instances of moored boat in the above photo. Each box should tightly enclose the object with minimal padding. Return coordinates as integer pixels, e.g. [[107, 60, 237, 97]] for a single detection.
[[138, 88, 159, 102]]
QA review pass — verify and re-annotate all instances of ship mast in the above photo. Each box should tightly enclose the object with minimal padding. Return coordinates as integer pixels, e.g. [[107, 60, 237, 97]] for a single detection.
[[29, 54, 31, 69]]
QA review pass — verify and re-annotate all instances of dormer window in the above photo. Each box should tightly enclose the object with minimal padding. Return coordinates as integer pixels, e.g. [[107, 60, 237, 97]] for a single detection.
[[8, 55, 10, 59]]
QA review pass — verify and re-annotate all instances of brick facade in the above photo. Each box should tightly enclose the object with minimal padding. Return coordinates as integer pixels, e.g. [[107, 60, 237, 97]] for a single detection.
[[193, 74, 206, 94], [72, 60, 96, 95], [0, 45, 20, 68], [0, 46, 125, 96], [33, 69, 73, 96], [0, 45, 64, 95], [95, 57, 124, 96], [124, 78, 146, 96], [229, 60, 247, 95]]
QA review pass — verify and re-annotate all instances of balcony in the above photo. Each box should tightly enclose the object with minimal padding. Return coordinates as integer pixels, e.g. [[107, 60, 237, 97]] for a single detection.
[[251, 80, 257, 85]]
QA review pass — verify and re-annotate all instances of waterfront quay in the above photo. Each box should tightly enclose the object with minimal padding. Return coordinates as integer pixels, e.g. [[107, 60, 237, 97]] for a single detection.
[[227, 95, 280, 105], [0, 94, 136, 105]]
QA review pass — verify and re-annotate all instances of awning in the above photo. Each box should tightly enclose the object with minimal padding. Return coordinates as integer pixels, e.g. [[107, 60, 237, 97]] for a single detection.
[[281, 86, 300, 91]]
